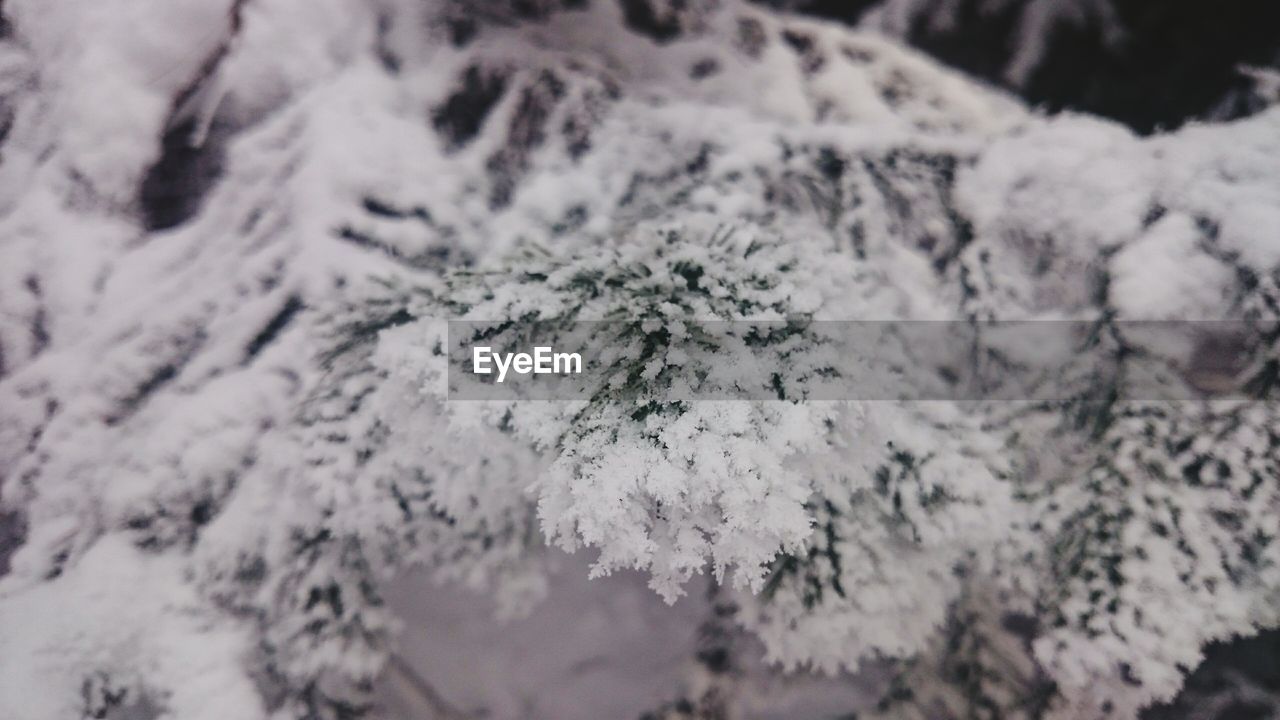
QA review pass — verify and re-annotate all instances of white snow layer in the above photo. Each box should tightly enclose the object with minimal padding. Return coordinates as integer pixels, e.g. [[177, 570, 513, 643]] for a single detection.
[[0, 0, 1277, 719]]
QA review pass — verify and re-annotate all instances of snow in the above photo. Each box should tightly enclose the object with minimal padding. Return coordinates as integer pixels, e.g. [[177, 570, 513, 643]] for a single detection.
[[0, 0, 1277, 718], [0, 535, 263, 720], [2, 0, 238, 201], [1109, 213, 1233, 320]]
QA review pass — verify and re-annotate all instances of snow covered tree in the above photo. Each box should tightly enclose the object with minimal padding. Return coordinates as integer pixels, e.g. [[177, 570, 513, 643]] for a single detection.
[[0, 1, 1278, 719]]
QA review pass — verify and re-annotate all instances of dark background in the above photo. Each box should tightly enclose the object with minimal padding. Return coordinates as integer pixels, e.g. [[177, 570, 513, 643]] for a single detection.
[[764, 0, 1280, 134]]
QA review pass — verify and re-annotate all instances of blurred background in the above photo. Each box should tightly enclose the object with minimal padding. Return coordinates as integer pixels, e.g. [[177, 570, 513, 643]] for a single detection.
[[761, 0, 1280, 133]]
